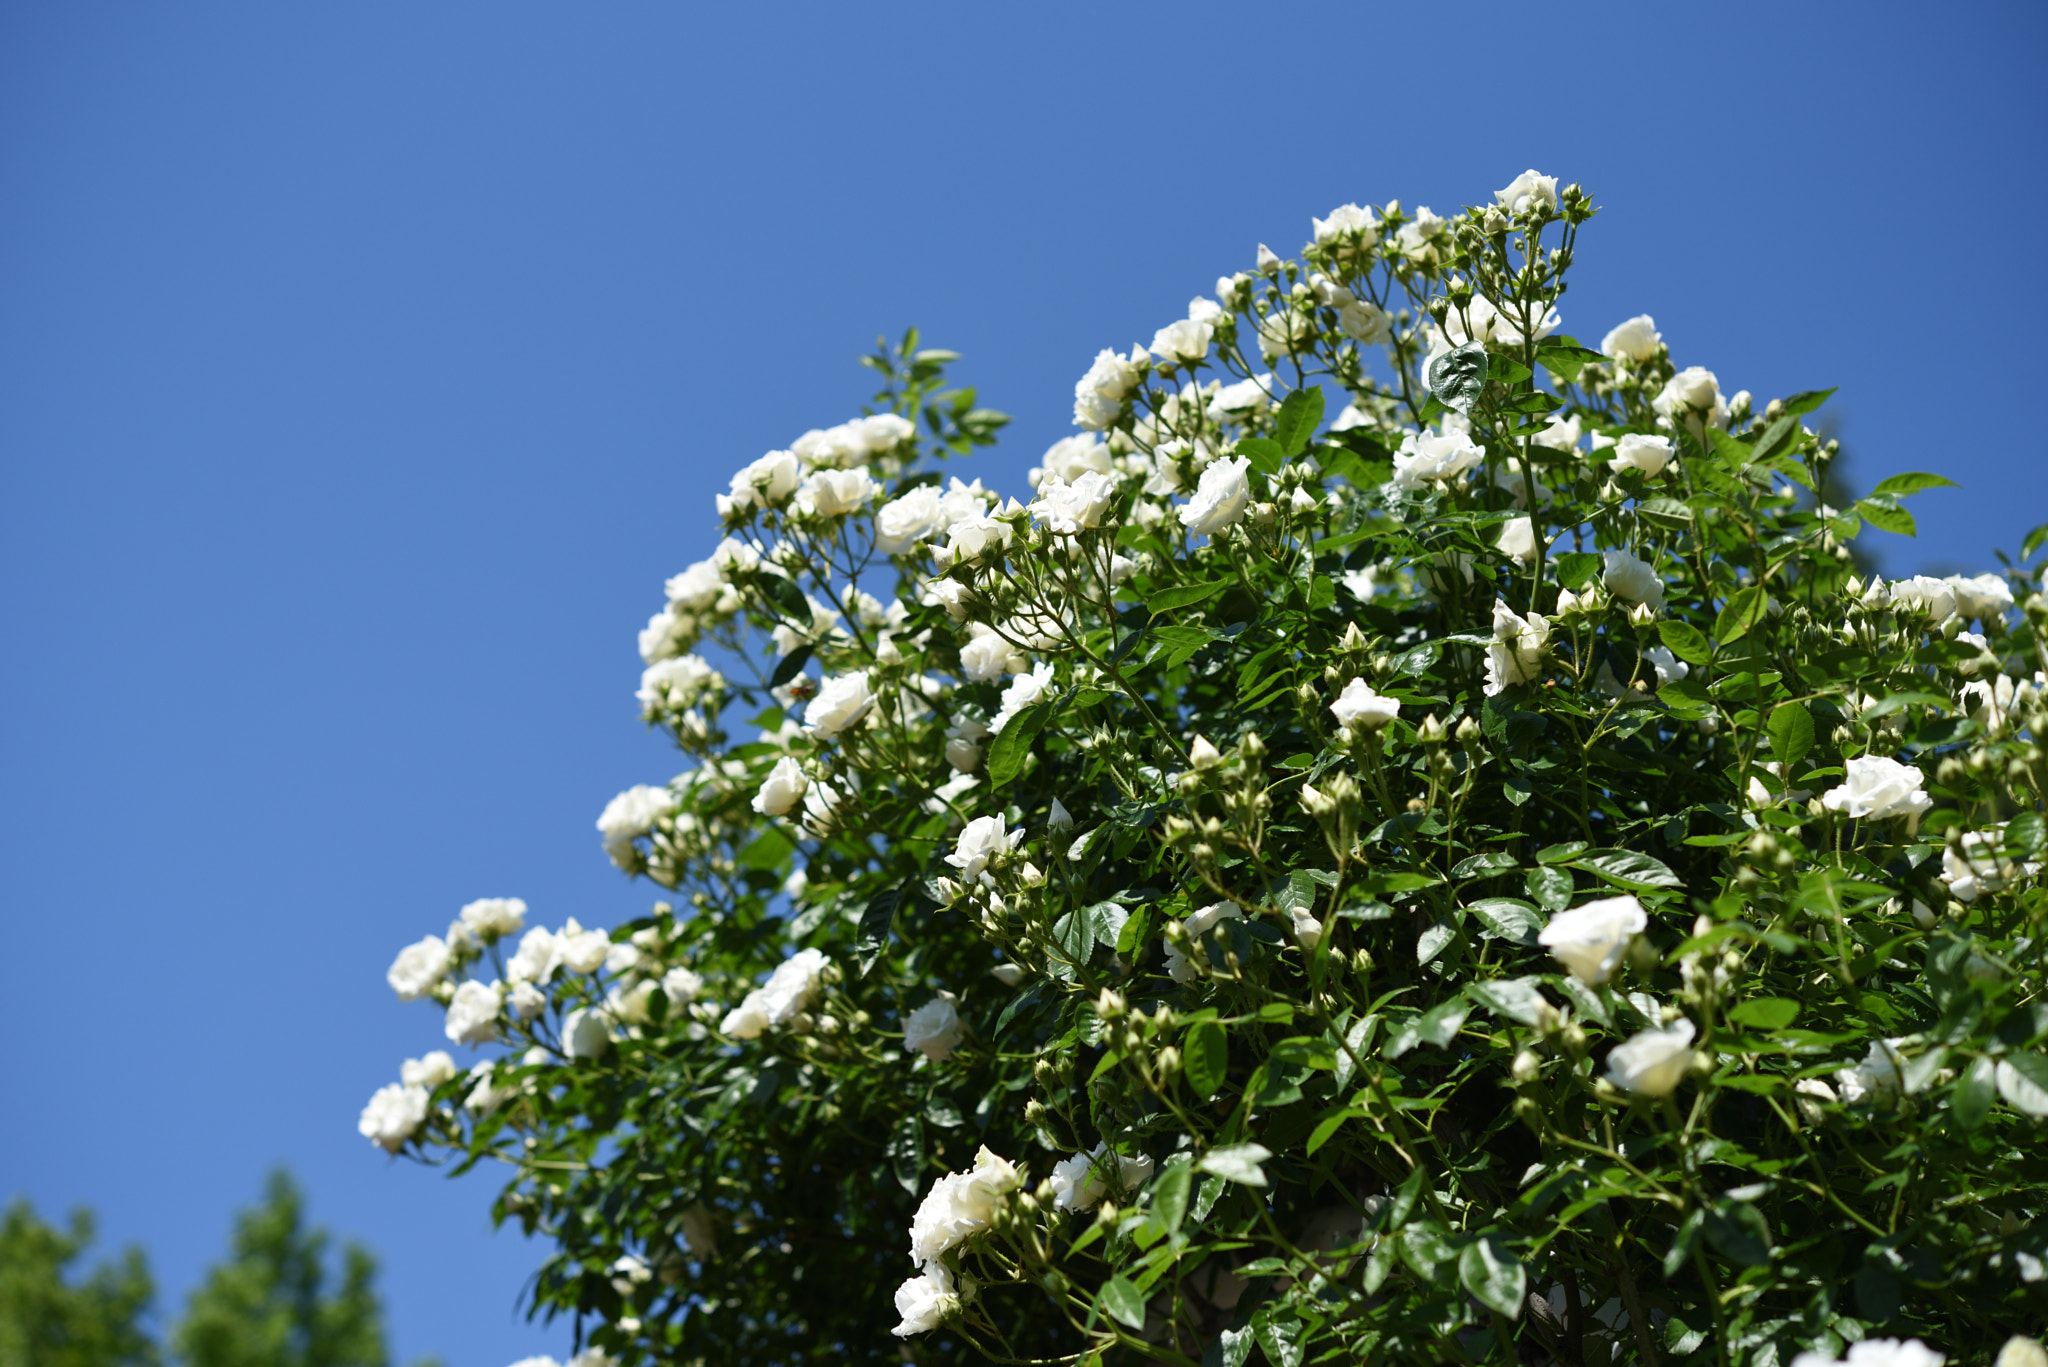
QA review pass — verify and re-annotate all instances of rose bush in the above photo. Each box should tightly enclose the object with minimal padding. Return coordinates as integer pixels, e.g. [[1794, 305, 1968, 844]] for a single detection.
[[363, 171, 2048, 1365]]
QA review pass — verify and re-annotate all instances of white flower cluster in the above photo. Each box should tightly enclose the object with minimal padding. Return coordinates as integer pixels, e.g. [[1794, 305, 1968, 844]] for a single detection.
[[892, 1146, 1018, 1336]]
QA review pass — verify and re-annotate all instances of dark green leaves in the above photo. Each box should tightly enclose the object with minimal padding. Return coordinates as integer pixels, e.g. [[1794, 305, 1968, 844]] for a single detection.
[[1273, 387, 1325, 457], [1715, 585, 1768, 645], [1871, 471, 1959, 498], [1778, 387, 1837, 417], [1197, 1143, 1271, 1186], [1235, 437, 1285, 478], [854, 884, 903, 977], [768, 643, 813, 688], [1767, 701, 1814, 772], [1148, 578, 1231, 614], [1554, 551, 1601, 592], [1458, 1238, 1526, 1319], [1184, 1021, 1228, 1100], [757, 570, 813, 624], [1726, 997, 1798, 1031], [887, 1113, 925, 1195], [1535, 336, 1604, 383], [1659, 619, 1711, 666], [1099, 1276, 1146, 1330], [1427, 341, 1489, 416], [1570, 849, 1682, 890], [1704, 1198, 1772, 1267], [1954, 1057, 1996, 1129], [1467, 898, 1542, 945], [1856, 495, 1916, 537], [987, 699, 1054, 789]]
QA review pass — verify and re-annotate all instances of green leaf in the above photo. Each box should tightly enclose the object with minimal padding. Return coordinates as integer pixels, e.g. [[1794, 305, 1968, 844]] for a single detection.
[[1467, 898, 1542, 945], [1184, 1021, 1228, 1101], [1099, 1275, 1146, 1330], [854, 884, 903, 977], [1465, 976, 1549, 1027], [1778, 387, 1837, 417], [1955, 1056, 1997, 1129], [1871, 471, 1959, 498], [1524, 865, 1573, 911], [1427, 341, 1490, 416], [1536, 841, 1589, 865], [1638, 496, 1693, 531], [1855, 1262, 1901, 1324], [2022, 519, 2048, 562], [768, 643, 813, 688], [1663, 1210, 1704, 1277], [1114, 904, 1155, 957], [756, 569, 814, 624], [987, 699, 1054, 789], [1748, 413, 1802, 463], [1273, 387, 1326, 457], [1726, 997, 1798, 1031], [1459, 1238, 1527, 1319], [1767, 701, 1815, 772], [1857, 495, 1917, 537], [1149, 1158, 1191, 1233], [2009, 810, 2046, 858], [1451, 851, 1519, 880], [1234, 437, 1285, 478], [1306, 1107, 1363, 1156], [1553, 551, 1601, 592], [1570, 849, 1682, 890], [1197, 1143, 1272, 1186], [1997, 1054, 2048, 1116], [1659, 619, 1712, 666], [1417, 998, 1470, 1048], [1535, 337, 1603, 383], [887, 1112, 925, 1195], [1253, 1310, 1305, 1367], [1148, 578, 1231, 614], [1714, 585, 1768, 645], [1704, 1197, 1771, 1267]]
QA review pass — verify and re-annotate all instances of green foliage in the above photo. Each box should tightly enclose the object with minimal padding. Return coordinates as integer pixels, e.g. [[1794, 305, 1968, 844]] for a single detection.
[[0, 1202, 159, 1367], [379, 175, 2048, 1365]]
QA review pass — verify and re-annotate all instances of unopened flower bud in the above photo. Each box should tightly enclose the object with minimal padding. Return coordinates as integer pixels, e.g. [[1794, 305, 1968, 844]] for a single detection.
[[1454, 716, 1481, 744], [1189, 735, 1222, 770], [1096, 988, 1126, 1021], [1418, 714, 1446, 745], [1156, 1046, 1181, 1077], [1511, 1049, 1541, 1083]]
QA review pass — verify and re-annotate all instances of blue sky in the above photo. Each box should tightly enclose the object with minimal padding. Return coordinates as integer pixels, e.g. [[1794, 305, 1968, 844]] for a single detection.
[[2, 4, 2043, 1365]]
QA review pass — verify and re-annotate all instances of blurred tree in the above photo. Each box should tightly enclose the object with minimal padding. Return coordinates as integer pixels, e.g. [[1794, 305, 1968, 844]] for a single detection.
[[0, 1200, 160, 1367], [172, 1173, 394, 1367]]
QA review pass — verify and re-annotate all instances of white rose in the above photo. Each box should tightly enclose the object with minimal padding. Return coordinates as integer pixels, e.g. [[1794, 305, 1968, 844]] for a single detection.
[[1643, 646, 1688, 686], [444, 979, 504, 1045], [1032, 434, 1113, 487], [946, 813, 1021, 883], [1833, 1038, 1908, 1107], [1494, 169, 1558, 215], [1947, 572, 2013, 622], [1538, 895, 1648, 986], [357, 1083, 429, 1153], [1073, 348, 1140, 429], [752, 755, 809, 816], [1608, 433, 1673, 477], [990, 661, 1055, 733], [463, 1061, 511, 1117], [1030, 470, 1118, 535], [1391, 429, 1483, 489], [1337, 299, 1392, 344], [1205, 376, 1275, 423], [1166, 901, 1243, 983], [1601, 548, 1664, 611], [1178, 455, 1251, 537], [1497, 516, 1538, 566], [508, 927, 563, 984], [958, 627, 1025, 683], [907, 1147, 1019, 1267], [387, 935, 451, 1002], [556, 919, 611, 974], [801, 468, 879, 519], [1254, 308, 1312, 361], [873, 485, 944, 555], [1820, 755, 1932, 821], [1888, 575, 1958, 624], [596, 785, 669, 865], [1311, 202, 1379, 249], [400, 1051, 457, 1089], [507, 980, 547, 1022], [903, 995, 964, 1062], [1329, 678, 1399, 730], [1484, 601, 1550, 695], [944, 513, 1013, 562], [890, 1265, 957, 1338], [1149, 318, 1213, 364], [990, 963, 1025, 987], [1599, 315, 1662, 362], [944, 715, 990, 773], [562, 1006, 610, 1059], [459, 897, 527, 941], [858, 412, 916, 450], [661, 965, 703, 1005], [804, 670, 875, 739], [664, 560, 724, 612], [1652, 366, 1727, 431], [1792, 1339, 1946, 1367], [1605, 1017, 1697, 1097], [1994, 1339, 2047, 1367], [727, 449, 801, 510], [720, 948, 830, 1040], [1941, 827, 2040, 902]]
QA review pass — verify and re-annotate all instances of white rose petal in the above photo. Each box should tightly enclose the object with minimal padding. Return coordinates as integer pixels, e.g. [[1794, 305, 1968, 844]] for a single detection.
[[805, 670, 875, 739], [444, 979, 504, 1045], [387, 935, 452, 1002], [1329, 678, 1400, 730], [1599, 315, 1662, 362], [1539, 895, 1648, 986], [1604, 1018, 1697, 1097], [903, 996, 965, 1063], [1178, 456, 1252, 537], [753, 755, 809, 816], [1820, 755, 1932, 821], [357, 1083, 429, 1153]]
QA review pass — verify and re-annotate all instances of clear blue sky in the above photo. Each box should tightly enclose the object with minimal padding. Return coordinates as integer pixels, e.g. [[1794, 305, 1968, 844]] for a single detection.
[[2, 4, 2042, 1364]]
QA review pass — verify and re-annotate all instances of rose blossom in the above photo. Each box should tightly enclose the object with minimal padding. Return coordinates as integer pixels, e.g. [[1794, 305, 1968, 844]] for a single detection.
[[1049, 1144, 1156, 1212], [720, 948, 830, 1040], [1601, 548, 1665, 612], [1599, 315, 1662, 362], [1073, 348, 1140, 429], [804, 670, 874, 739], [752, 755, 809, 816], [1484, 601, 1550, 695], [1030, 471, 1118, 535], [946, 814, 1021, 883], [400, 1051, 457, 1089], [907, 1147, 1018, 1267], [1329, 678, 1400, 730], [1608, 433, 1673, 477], [890, 1265, 957, 1337], [1538, 895, 1648, 986], [903, 995, 965, 1062], [443, 979, 504, 1045], [357, 1083, 429, 1153], [1820, 755, 1931, 821], [1178, 456, 1251, 537], [387, 935, 451, 1002], [1605, 1018, 1698, 1097], [1166, 901, 1243, 983], [1494, 169, 1558, 215]]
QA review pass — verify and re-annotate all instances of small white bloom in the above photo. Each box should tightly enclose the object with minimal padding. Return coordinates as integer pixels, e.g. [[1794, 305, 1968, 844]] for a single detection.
[[800, 467, 880, 519], [990, 963, 1025, 987], [990, 661, 1056, 733], [903, 995, 965, 1062], [720, 948, 830, 1040], [805, 670, 875, 739], [400, 1051, 458, 1089], [1793, 1077, 1837, 1125], [946, 814, 1021, 883], [1030, 470, 1118, 535], [1888, 575, 1959, 625], [387, 935, 452, 1002], [1538, 895, 1648, 986], [1642, 646, 1688, 686], [1166, 901, 1242, 983], [1484, 601, 1550, 695], [1794, 1340, 1947, 1367], [1947, 572, 2014, 622], [1652, 366, 1727, 432], [752, 755, 809, 816], [1599, 315, 1662, 362], [1329, 678, 1399, 730], [726, 449, 801, 510], [1311, 202, 1379, 250], [1604, 1017, 1698, 1097], [508, 927, 563, 985], [1149, 318, 1213, 364], [661, 965, 703, 1005], [890, 1264, 957, 1337], [444, 979, 504, 1045], [1187, 734, 1222, 770], [1941, 827, 2041, 902], [944, 513, 1013, 563], [1391, 428, 1483, 490], [1048, 798, 1073, 830], [1820, 755, 1932, 821], [1608, 433, 1673, 477], [1494, 169, 1558, 215], [1601, 548, 1665, 612], [1073, 348, 1140, 429], [458, 897, 527, 941], [1497, 516, 1538, 566], [596, 785, 669, 865], [556, 919, 612, 975], [357, 1083, 429, 1153], [464, 1061, 511, 1116], [1049, 1144, 1155, 1212], [1178, 455, 1252, 537], [563, 1006, 610, 1059], [507, 980, 547, 1023], [908, 1147, 1019, 1267]]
